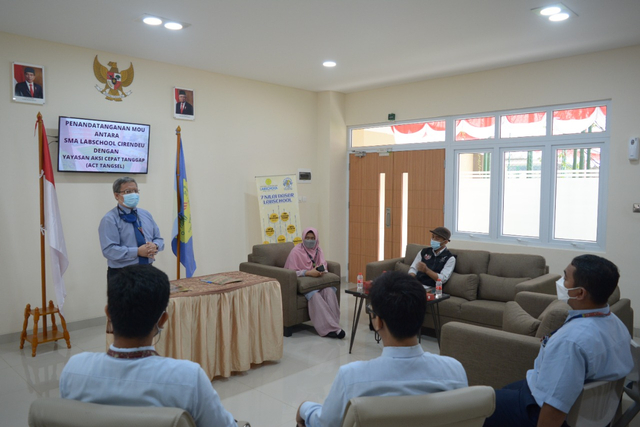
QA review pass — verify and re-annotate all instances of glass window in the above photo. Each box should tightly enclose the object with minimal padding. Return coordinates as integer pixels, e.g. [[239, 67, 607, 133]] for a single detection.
[[502, 150, 542, 237], [455, 117, 495, 141], [457, 152, 491, 233], [554, 148, 600, 241], [552, 106, 607, 135], [351, 120, 445, 148], [500, 112, 547, 138]]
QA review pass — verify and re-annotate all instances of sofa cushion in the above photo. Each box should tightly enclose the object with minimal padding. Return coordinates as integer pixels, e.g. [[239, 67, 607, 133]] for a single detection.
[[608, 286, 621, 305], [478, 274, 530, 302], [445, 273, 478, 301], [250, 242, 294, 267], [395, 261, 411, 275], [535, 300, 570, 339], [503, 301, 541, 336], [403, 244, 425, 266], [429, 296, 465, 319], [449, 249, 490, 275], [297, 272, 341, 294], [487, 253, 546, 278], [458, 300, 505, 328]]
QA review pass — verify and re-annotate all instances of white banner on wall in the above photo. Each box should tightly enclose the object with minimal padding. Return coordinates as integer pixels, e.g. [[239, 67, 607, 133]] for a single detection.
[[256, 174, 302, 245]]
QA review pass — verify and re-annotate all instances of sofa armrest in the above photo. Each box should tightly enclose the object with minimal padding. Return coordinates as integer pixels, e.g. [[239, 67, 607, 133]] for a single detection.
[[327, 261, 341, 278], [366, 258, 404, 281], [440, 322, 541, 389], [515, 291, 558, 318], [612, 298, 634, 337], [515, 273, 560, 295]]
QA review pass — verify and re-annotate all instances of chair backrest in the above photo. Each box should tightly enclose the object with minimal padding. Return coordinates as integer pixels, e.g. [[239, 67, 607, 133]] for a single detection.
[[565, 378, 625, 427], [247, 242, 294, 267], [340, 386, 495, 427], [28, 398, 196, 427]]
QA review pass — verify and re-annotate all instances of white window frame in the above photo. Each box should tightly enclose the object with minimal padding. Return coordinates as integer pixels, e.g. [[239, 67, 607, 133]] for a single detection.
[[349, 100, 610, 251]]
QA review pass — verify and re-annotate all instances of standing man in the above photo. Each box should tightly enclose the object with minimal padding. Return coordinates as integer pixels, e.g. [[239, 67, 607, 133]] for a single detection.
[[15, 66, 43, 98], [408, 226, 456, 288], [175, 90, 194, 115], [484, 255, 633, 427], [99, 177, 163, 280], [296, 271, 468, 427]]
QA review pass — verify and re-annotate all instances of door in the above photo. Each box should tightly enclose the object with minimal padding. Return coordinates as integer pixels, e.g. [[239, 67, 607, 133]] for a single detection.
[[348, 150, 445, 283]]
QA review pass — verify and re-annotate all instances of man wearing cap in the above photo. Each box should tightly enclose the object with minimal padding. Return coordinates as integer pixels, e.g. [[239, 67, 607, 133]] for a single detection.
[[408, 226, 455, 288], [15, 67, 43, 99], [175, 90, 194, 115]]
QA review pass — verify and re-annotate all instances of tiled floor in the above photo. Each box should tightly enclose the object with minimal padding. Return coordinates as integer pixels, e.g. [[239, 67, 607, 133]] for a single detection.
[[1, 291, 638, 427]]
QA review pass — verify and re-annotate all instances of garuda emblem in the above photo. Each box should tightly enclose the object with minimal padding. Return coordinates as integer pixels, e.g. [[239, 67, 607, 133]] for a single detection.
[[93, 55, 134, 101]]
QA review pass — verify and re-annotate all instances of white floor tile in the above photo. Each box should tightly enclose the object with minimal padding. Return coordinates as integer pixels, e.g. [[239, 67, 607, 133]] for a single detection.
[[221, 389, 297, 427]]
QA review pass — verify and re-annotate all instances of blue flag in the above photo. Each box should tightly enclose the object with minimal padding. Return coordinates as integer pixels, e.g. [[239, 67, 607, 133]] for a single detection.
[[172, 137, 196, 277]]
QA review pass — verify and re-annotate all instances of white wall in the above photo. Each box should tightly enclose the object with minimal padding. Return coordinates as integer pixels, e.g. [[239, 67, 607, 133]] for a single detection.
[[0, 32, 323, 336], [344, 45, 640, 328]]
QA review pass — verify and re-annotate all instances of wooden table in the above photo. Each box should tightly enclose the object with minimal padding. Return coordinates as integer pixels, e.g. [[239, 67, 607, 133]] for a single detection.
[[108, 271, 283, 379]]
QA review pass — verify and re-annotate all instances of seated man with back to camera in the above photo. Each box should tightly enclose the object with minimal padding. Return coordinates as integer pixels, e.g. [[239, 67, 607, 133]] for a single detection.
[[408, 226, 456, 288], [59, 264, 237, 427], [296, 271, 468, 427], [484, 254, 633, 427]]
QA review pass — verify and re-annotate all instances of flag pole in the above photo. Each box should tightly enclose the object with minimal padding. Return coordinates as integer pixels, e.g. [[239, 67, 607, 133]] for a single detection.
[[176, 126, 182, 280], [37, 113, 48, 334]]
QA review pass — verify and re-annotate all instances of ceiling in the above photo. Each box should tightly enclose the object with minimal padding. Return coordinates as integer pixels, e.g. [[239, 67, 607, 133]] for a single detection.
[[2, 0, 640, 93]]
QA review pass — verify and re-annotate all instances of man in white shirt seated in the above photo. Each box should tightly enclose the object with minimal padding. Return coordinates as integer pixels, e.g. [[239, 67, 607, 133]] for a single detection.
[[408, 226, 456, 288], [296, 271, 469, 427], [59, 264, 237, 427]]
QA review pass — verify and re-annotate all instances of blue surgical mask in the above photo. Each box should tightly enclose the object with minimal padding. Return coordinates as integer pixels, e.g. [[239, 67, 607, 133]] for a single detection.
[[123, 193, 140, 208], [555, 277, 582, 303], [430, 239, 441, 250], [304, 239, 316, 249]]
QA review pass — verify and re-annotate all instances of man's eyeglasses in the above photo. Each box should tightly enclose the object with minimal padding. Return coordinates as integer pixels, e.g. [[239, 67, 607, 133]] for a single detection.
[[118, 189, 139, 195], [366, 304, 377, 318]]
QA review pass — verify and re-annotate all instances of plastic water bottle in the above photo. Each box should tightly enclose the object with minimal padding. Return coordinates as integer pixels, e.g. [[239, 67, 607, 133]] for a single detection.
[[357, 273, 364, 293], [435, 279, 443, 299]]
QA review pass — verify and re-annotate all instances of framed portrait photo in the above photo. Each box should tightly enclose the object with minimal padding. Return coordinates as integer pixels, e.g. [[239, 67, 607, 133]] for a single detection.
[[174, 87, 195, 120], [12, 62, 45, 104]]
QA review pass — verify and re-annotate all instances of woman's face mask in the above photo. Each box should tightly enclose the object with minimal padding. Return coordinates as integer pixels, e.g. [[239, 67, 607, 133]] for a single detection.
[[303, 239, 316, 249], [556, 277, 582, 303]]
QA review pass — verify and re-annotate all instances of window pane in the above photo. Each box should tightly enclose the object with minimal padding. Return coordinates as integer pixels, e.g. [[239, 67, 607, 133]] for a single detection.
[[455, 117, 495, 141], [552, 106, 607, 135], [554, 148, 600, 241], [457, 152, 491, 233], [502, 150, 542, 237], [500, 112, 547, 138], [351, 120, 445, 148]]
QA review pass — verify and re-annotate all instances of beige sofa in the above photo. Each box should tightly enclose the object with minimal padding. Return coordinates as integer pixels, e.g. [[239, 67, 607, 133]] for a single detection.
[[366, 244, 560, 330], [239, 242, 342, 337], [440, 291, 634, 389]]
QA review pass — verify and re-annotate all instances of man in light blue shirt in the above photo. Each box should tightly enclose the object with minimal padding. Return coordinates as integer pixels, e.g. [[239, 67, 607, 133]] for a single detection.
[[99, 177, 163, 280], [485, 255, 633, 427], [60, 265, 238, 427], [296, 271, 468, 427]]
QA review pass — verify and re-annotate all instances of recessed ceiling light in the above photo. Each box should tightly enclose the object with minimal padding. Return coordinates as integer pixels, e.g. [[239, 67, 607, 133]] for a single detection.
[[164, 22, 183, 30], [143, 16, 162, 25], [548, 12, 570, 21], [323, 61, 337, 68], [540, 6, 562, 16]]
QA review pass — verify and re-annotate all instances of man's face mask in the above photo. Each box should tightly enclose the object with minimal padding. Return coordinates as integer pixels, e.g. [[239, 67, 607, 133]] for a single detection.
[[123, 193, 140, 208], [430, 239, 441, 250], [556, 277, 583, 303]]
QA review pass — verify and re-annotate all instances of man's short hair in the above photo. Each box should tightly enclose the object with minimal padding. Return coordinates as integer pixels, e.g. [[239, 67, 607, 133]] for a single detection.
[[369, 271, 426, 339], [112, 177, 137, 194], [571, 254, 619, 305], [24, 66, 35, 75], [179, 90, 186, 96], [107, 265, 170, 338]]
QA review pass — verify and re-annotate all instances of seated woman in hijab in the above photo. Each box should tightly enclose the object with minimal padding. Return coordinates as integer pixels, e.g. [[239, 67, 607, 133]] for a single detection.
[[284, 227, 345, 339]]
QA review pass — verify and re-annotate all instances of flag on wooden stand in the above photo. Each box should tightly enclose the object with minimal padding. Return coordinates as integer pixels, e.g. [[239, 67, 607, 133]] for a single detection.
[[39, 116, 69, 314]]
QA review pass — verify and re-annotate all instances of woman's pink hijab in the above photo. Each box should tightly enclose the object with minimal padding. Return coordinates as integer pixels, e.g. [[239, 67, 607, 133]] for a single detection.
[[284, 227, 327, 271]]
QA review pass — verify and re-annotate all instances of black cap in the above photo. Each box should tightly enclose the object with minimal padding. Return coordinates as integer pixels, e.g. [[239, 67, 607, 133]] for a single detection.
[[24, 67, 35, 74]]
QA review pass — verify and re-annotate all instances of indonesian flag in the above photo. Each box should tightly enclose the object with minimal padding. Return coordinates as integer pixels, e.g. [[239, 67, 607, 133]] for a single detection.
[[39, 117, 69, 314]]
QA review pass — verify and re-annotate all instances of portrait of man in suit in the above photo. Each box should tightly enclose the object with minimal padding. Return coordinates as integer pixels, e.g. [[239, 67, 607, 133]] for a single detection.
[[174, 88, 194, 119], [13, 63, 45, 103]]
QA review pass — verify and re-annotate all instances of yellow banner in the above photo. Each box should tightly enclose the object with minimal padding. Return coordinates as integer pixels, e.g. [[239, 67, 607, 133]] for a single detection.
[[256, 175, 302, 245]]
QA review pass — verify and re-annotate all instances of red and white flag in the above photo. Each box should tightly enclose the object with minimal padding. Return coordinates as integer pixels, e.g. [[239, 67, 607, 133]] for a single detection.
[[39, 117, 69, 314]]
